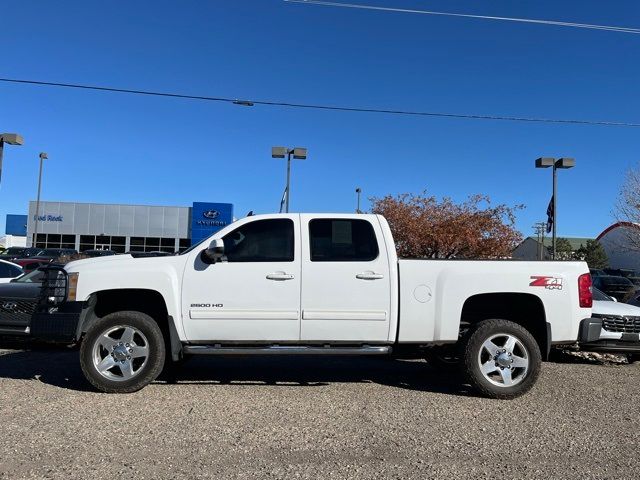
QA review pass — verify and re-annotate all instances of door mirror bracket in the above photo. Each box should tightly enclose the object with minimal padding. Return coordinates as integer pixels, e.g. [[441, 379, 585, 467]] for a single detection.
[[201, 238, 225, 264]]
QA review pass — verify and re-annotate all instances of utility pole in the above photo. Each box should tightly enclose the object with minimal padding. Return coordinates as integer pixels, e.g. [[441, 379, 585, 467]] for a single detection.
[[355, 187, 362, 213], [533, 222, 547, 260]]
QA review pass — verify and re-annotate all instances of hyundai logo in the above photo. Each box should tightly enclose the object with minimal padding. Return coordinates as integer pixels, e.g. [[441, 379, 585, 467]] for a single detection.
[[203, 210, 220, 219], [1, 302, 17, 312]]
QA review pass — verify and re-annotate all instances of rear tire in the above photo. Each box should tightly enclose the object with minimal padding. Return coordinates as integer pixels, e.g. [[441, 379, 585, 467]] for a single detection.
[[628, 354, 640, 364], [80, 311, 165, 393], [460, 319, 541, 399]]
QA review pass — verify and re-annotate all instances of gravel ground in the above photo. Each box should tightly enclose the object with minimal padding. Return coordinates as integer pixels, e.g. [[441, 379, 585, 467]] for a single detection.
[[0, 345, 639, 480]]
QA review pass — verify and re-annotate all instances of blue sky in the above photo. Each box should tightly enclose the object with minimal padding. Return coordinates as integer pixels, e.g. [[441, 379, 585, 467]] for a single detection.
[[1, 0, 638, 238]]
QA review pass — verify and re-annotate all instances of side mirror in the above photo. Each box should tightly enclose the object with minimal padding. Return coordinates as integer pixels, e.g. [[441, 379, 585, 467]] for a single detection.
[[201, 238, 225, 264]]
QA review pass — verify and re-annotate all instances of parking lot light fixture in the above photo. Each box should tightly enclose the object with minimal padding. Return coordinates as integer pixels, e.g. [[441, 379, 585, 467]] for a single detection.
[[535, 157, 576, 259], [271, 146, 308, 213], [0, 133, 24, 186]]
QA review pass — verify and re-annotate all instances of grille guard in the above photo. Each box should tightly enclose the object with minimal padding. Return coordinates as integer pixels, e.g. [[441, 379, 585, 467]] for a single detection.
[[39, 264, 68, 305]]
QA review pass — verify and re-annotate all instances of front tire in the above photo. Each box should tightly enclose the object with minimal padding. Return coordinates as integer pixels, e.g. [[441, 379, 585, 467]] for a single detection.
[[460, 319, 541, 399], [80, 311, 166, 393]]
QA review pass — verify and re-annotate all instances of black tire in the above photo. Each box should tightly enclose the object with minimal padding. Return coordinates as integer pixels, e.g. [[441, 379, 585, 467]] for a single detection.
[[80, 311, 166, 393], [424, 345, 461, 372], [460, 319, 542, 400], [628, 354, 640, 364]]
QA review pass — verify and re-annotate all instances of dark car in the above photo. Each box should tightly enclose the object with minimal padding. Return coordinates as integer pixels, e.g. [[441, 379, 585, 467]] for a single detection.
[[0, 269, 44, 336], [83, 249, 117, 257], [0, 247, 41, 261], [592, 275, 636, 303], [604, 268, 640, 286], [590, 268, 606, 277]]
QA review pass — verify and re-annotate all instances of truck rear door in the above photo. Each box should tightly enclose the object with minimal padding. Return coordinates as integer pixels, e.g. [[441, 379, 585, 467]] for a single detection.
[[300, 215, 392, 341]]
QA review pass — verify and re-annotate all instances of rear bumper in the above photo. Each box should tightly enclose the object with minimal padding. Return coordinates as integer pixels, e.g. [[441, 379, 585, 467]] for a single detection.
[[578, 317, 640, 353]]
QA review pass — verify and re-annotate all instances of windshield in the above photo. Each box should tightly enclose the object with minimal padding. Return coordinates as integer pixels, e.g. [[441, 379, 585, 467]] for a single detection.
[[592, 287, 612, 302], [13, 269, 45, 283]]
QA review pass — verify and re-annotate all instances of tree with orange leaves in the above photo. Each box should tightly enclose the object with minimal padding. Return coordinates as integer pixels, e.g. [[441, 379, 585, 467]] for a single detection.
[[370, 192, 523, 259]]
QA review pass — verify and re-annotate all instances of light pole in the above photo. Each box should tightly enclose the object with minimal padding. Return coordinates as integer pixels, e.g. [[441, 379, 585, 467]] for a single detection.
[[271, 146, 307, 213], [355, 187, 362, 213], [33, 152, 48, 248], [535, 157, 575, 260], [0, 133, 24, 186]]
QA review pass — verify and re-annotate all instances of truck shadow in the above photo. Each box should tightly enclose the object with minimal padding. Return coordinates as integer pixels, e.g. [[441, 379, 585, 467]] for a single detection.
[[0, 345, 471, 397]]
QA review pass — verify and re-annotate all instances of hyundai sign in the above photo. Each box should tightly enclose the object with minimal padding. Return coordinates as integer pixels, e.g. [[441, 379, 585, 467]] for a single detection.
[[191, 202, 234, 245]]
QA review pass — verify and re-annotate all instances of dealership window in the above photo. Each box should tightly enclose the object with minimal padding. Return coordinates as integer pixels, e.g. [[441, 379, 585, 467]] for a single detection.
[[129, 236, 179, 253], [179, 239, 191, 252], [309, 219, 379, 262], [222, 219, 294, 262]]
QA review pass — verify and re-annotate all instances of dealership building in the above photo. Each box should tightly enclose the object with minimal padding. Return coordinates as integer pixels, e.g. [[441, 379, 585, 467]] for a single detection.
[[4, 200, 234, 253]]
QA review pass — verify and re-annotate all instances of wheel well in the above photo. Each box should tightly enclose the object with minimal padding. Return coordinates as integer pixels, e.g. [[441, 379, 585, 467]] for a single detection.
[[460, 293, 549, 358], [82, 289, 169, 337]]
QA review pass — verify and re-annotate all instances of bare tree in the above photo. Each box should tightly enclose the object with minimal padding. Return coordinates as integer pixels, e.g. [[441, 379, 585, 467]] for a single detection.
[[614, 165, 640, 252]]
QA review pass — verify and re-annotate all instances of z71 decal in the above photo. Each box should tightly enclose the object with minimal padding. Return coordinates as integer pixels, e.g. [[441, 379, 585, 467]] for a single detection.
[[529, 276, 563, 290]]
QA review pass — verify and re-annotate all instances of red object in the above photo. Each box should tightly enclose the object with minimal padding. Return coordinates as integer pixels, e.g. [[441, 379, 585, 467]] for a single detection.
[[578, 273, 593, 308], [12, 258, 52, 268]]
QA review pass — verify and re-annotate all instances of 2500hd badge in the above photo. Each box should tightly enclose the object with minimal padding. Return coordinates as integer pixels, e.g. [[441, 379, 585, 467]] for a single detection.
[[190, 303, 223, 308]]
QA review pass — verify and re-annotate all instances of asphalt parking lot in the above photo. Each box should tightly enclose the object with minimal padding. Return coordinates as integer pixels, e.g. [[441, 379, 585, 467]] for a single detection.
[[0, 346, 639, 480]]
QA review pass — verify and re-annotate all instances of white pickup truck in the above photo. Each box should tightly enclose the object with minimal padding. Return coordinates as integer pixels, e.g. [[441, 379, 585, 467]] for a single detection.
[[26, 213, 595, 398]]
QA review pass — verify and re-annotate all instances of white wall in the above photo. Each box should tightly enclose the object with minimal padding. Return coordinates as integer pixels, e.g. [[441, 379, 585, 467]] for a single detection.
[[0, 235, 27, 248], [598, 224, 640, 271]]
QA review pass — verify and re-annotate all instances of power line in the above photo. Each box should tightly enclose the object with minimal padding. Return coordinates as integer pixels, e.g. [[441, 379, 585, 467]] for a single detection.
[[286, 0, 640, 34], [1, 77, 639, 128]]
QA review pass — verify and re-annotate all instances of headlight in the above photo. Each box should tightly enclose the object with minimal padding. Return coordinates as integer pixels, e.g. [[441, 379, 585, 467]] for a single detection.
[[67, 272, 79, 302]]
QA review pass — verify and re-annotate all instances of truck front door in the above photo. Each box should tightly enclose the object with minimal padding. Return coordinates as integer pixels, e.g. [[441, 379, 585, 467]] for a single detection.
[[300, 216, 392, 342], [181, 216, 301, 341]]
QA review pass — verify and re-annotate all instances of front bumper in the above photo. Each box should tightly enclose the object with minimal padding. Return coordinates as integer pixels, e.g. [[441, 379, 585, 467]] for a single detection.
[[30, 302, 83, 342], [578, 317, 640, 353], [0, 298, 82, 343]]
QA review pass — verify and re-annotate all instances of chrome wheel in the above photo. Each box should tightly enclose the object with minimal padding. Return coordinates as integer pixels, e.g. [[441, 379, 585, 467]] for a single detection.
[[477, 333, 529, 388], [92, 325, 149, 382]]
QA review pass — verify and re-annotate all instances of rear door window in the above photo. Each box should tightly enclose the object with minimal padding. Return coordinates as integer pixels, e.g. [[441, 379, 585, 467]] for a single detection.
[[309, 219, 379, 262]]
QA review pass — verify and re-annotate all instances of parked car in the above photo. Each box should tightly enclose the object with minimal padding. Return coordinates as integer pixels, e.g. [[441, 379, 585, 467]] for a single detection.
[[0, 247, 41, 261], [589, 269, 606, 277], [0, 268, 45, 336], [0, 259, 23, 284], [592, 275, 635, 303], [12, 249, 78, 268], [18, 259, 53, 273], [83, 250, 117, 257], [579, 287, 640, 359], [24, 213, 593, 399], [604, 268, 640, 286]]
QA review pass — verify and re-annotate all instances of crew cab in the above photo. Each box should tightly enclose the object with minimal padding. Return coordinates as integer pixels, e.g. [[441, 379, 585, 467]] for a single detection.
[[15, 214, 594, 398]]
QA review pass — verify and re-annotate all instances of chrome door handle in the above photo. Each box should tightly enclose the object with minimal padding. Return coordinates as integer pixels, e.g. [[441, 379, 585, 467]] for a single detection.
[[356, 272, 384, 280], [266, 272, 295, 281]]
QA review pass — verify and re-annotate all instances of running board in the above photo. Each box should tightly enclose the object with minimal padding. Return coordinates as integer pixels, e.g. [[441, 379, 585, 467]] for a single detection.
[[182, 345, 391, 356]]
